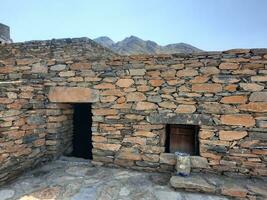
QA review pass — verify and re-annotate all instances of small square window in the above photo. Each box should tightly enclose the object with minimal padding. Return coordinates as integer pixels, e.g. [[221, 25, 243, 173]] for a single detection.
[[165, 124, 199, 155]]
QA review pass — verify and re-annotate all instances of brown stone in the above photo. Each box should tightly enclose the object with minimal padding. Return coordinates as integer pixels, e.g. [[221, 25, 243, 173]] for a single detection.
[[129, 69, 146, 76], [116, 79, 134, 87], [31, 63, 47, 73], [116, 148, 141, 161], [93, 108, 118, 116], [70, 62, 91, 70], [190, 76, 209, 83], [59, 71, 75, 77], [243, 63, 264, 69], [0, 66, 14, 73], [94, 83, 115, 89], [177, 69, 198, 77], [136, 102, 157, 110], [224, 84, 237, 92], [158, 101, 176, 109], [200, 152, 221, 160], [199, 130, 214, 139], [137, 85, 151, 92], [192, 84, 222, 93], [251, 76, 267, 82], [219, 62, 239, 69], [239, 102, 267, 112], [116, 96, 125, 104], [170, 63, 184, 69], [220, 95, 247, 104], [0, 98, 13, 104], [101, 89, 124, 96], [160, 153, 176, 165], [48, 115, 68, 122], [239, 83, 264, 91], [123, 137, 146, 145], [126, 92, 146, 102], [249, 92, 267, 102], [48, 87, 99, 102], [219, 131, 248, 141], [175, 105, 196, 113], [200, 67, 220, 74], [142, 154, 159, 162], [125, 114, 144, 121], [93, 143, 121, 151], [220, 114, 255, 127], [149, 79, 164, 87], [221, 186, 248, 198], [100, 95, 117, 103], [133, 131, 156, 138], [92, 136, 107, 143]]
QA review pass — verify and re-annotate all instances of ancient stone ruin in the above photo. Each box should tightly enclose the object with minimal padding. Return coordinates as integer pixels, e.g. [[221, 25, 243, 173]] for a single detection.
[[0, 23, 12, 44], [0, 38, 266, 189]]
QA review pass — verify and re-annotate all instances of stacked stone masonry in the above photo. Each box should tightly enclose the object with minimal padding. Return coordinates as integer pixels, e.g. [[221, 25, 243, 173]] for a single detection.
[[0, 38, 266, 185]]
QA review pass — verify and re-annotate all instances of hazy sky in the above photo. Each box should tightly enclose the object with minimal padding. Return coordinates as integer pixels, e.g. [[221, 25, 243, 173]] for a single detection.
[[1, 0, 267, 51]]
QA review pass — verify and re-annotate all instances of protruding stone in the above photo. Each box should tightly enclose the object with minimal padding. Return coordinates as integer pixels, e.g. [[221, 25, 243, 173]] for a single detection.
[[239, 102, 267, 112], [129, 69, 146, 76], [160, 153, 176, 165], [126, 92, 146, 102], [192, 84, 222, 93], [116, 148, 141, 161], [50, 64, 66, 71], [136, 102, 157, 110], [190, 156, 210, 168], [170, 175, 216, 193], [219, 131, 248, 141], [219, 63, 239, 69], [249, 92, 267, 102], [239, 83, 264, 91], [149, 79, 164, 87], [116, 79, 134, 87], [175, 105, 196, 113], [31, 63, 47, 73], [221, 186, 248, 198], [48, 87, 99, 102], [220, 114, 255, 127], [220, 95, 247, 104]]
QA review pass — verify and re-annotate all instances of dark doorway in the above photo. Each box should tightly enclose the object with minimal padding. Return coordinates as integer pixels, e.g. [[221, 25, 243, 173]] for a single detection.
[[72, 103, 92, 159], [165, 124, 199, 155]]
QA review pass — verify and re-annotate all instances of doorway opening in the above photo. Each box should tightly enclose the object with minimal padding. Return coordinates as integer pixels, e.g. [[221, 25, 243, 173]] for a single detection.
[[72, 103, 92, 159], [165, 124, 199, 155]]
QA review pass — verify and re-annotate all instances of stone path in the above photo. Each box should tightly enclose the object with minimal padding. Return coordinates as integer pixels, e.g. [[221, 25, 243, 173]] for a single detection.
[[0, 157, 229, 200], [170, 173, 267, 199]]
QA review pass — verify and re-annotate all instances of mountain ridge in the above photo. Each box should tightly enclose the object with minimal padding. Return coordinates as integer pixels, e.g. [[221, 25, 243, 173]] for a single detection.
[[94, 35, 202, 55]]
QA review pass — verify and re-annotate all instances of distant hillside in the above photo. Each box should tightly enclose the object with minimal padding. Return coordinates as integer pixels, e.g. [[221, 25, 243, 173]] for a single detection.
[[94, 36, 202, 55]]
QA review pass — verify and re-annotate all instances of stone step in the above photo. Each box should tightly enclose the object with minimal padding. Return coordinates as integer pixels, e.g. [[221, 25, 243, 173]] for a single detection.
[[170, 173, 267, 199]]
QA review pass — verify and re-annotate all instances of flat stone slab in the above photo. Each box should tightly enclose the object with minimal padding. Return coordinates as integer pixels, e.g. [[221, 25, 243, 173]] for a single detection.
[[48, 87, 99, 103], [0, 158, 229, 200], [170, 173, 267, 199], [170, 175, 216, 193]]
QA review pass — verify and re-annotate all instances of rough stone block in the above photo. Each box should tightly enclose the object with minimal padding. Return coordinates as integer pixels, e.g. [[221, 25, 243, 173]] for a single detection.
[[48, 87, 99, 102]]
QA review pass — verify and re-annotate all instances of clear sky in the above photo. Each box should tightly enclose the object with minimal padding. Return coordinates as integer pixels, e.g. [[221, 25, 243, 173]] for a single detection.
[[1, 0, 267, 51]]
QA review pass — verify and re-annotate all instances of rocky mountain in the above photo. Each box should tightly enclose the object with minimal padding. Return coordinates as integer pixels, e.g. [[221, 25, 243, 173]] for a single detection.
[[93, 36, 202, 55]]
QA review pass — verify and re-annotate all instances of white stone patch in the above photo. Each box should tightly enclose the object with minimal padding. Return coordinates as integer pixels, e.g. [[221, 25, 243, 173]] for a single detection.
[[119, 187, 130, 196], [0, 189, 15, 200]]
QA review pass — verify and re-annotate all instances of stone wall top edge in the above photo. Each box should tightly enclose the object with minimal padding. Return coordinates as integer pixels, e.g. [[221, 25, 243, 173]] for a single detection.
[[0, 37, 267, 60]]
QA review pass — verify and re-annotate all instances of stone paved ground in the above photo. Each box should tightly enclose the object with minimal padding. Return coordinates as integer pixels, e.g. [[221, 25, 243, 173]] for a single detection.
[[0, 157, 229, 200]]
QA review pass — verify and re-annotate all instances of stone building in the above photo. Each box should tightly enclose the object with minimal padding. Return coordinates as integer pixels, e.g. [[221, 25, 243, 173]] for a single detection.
[[0, 23, 12, 43], [0, 38, 266, 187]]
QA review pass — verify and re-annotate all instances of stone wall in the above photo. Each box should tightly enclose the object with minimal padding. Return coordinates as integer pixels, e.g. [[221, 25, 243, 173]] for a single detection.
[[0, 38, 266, 185], [0, 23, 12, 43]]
